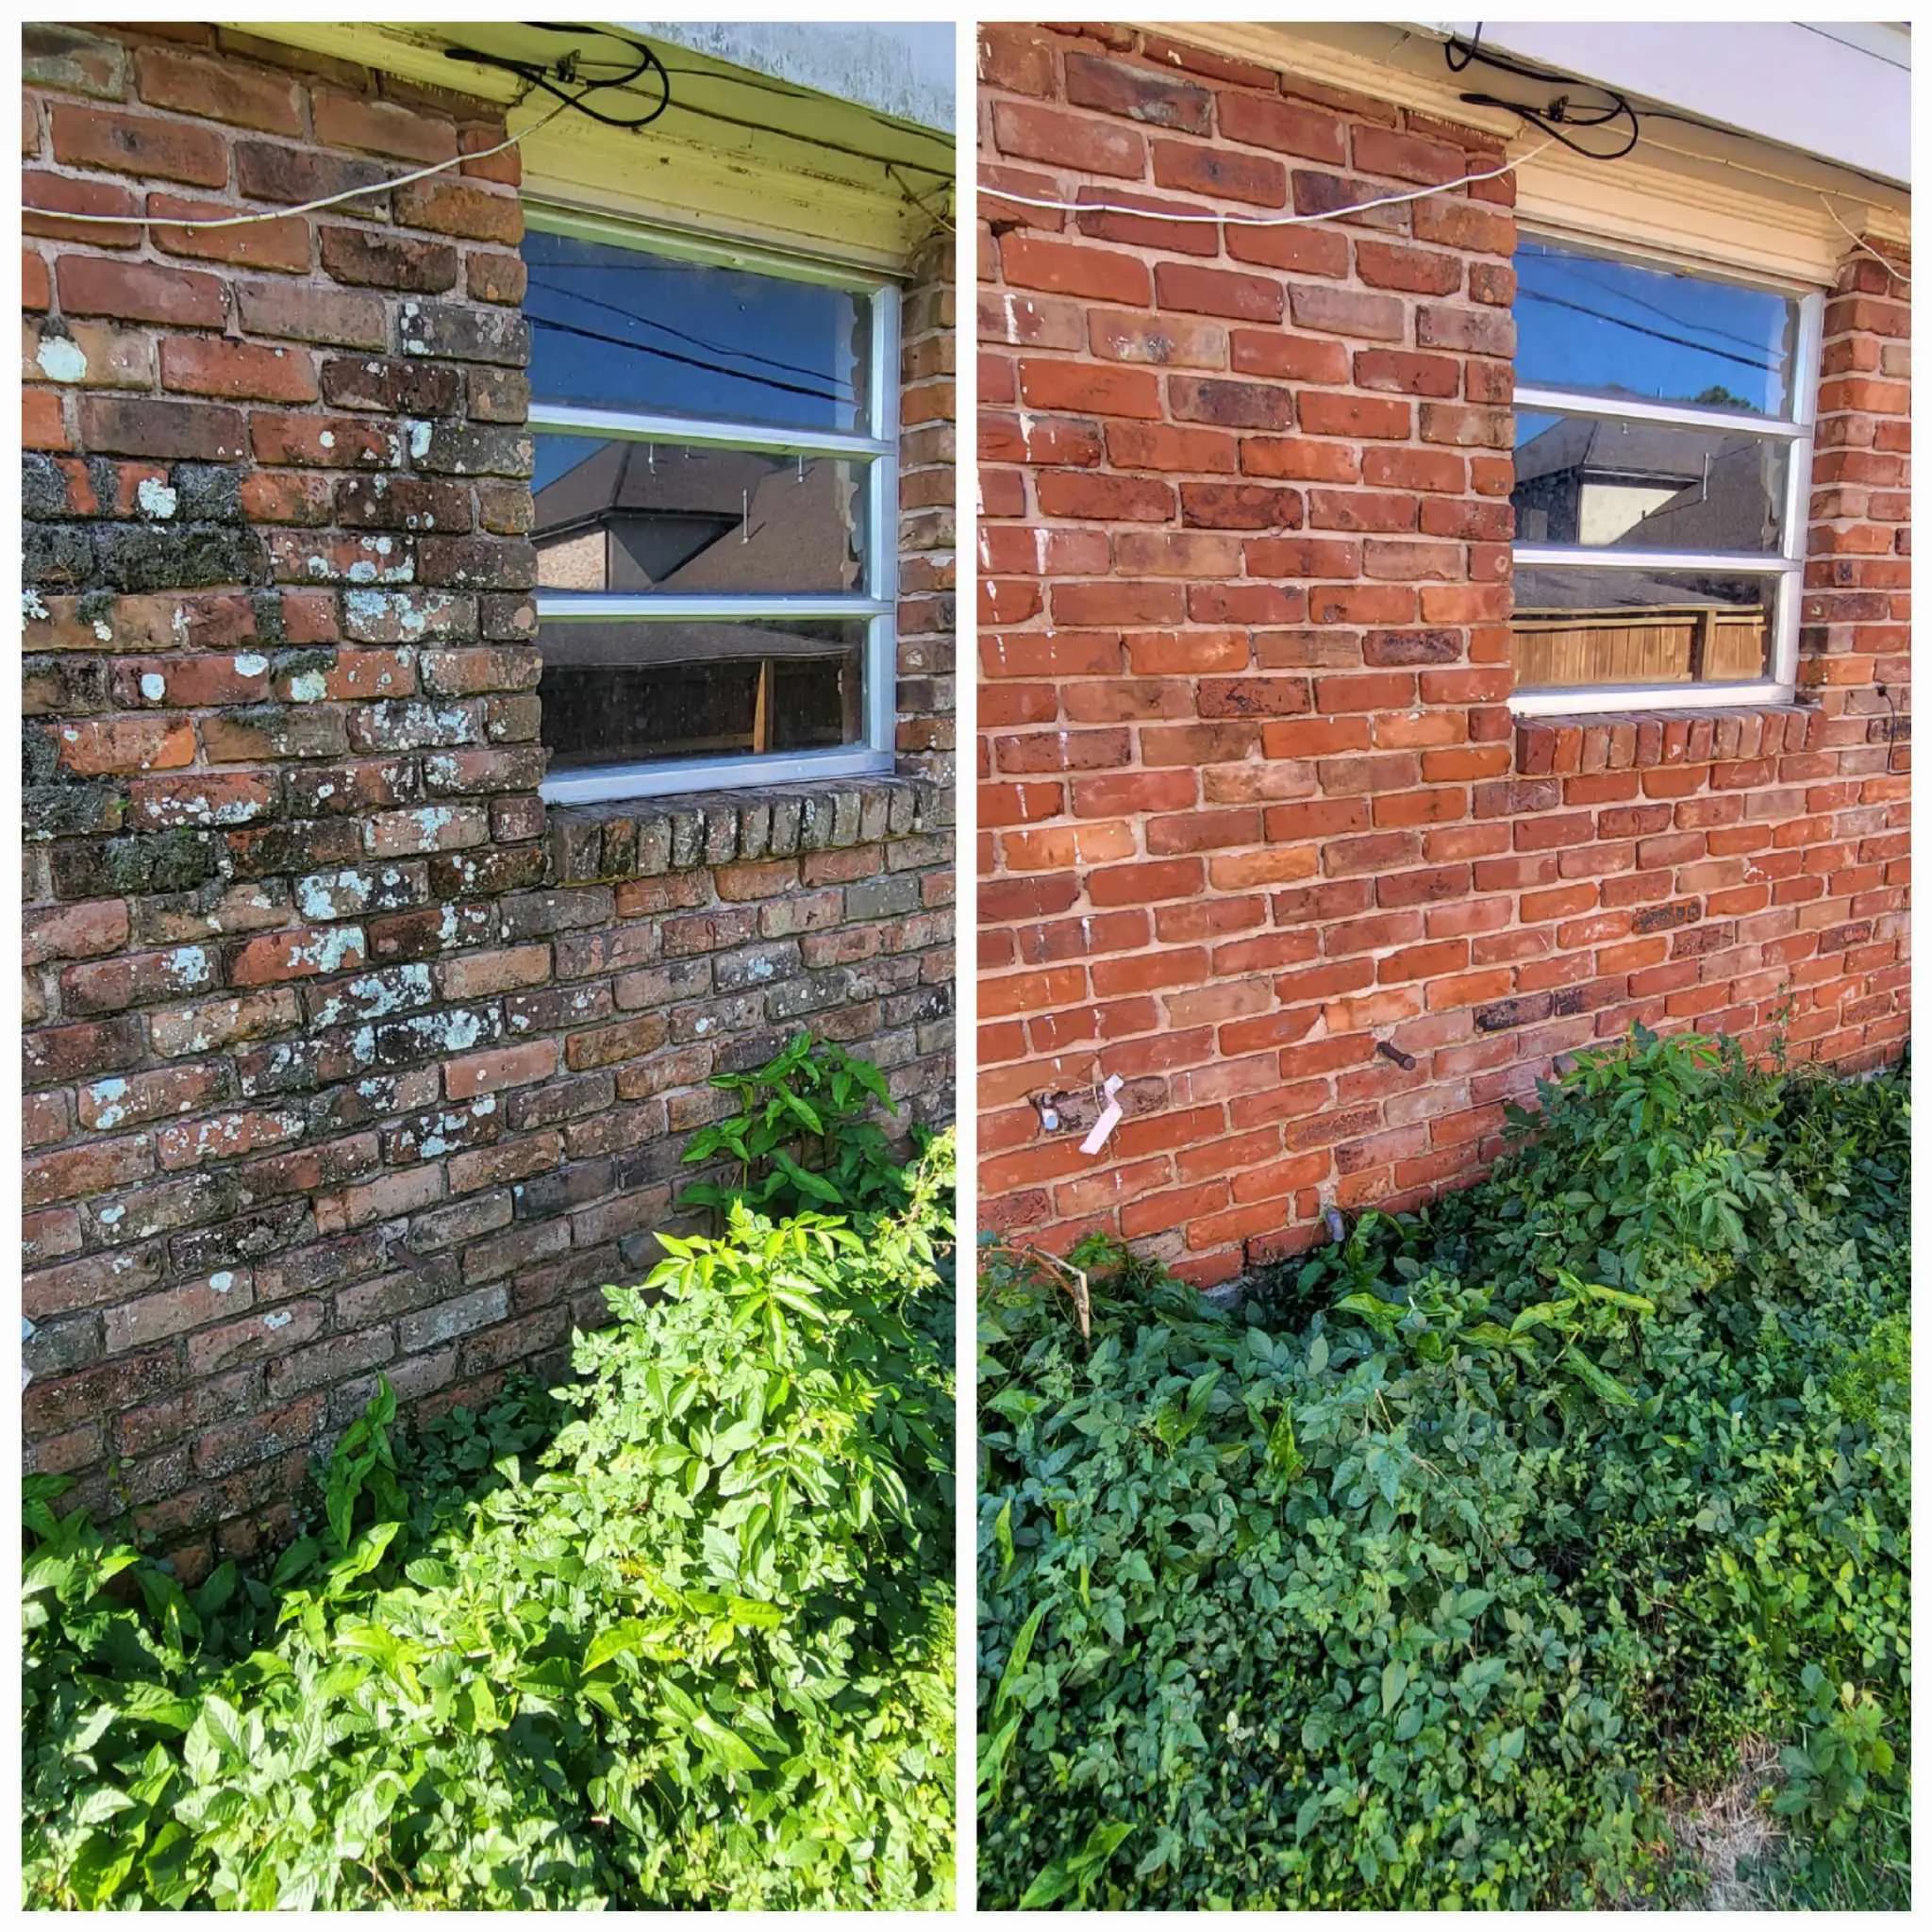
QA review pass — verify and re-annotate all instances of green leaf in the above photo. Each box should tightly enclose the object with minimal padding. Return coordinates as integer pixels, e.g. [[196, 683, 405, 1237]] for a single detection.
[[1561, 1344, 1640, 1408]]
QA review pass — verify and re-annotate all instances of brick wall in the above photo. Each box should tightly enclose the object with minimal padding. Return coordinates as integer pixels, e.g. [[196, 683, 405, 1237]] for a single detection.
[[976, 23, 1908, 1285], [21, 21, 955, 1569]]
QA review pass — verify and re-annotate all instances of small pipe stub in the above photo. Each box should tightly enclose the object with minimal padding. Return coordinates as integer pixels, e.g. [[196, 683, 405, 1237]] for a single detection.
[[1375, 1040, 1418, 1072], [1323, 1206, 1347, 1244]]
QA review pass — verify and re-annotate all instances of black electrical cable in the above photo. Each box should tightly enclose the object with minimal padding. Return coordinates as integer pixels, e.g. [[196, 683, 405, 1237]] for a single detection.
[[520, 19, 954, 155], [443, 27, 670, 130], [491, 21, 954, 177], [1443, 25, 1641, 162]]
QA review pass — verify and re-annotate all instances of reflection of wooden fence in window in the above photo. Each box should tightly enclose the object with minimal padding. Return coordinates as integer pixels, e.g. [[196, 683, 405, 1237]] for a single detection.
[[1511, 602, 1768, 689]]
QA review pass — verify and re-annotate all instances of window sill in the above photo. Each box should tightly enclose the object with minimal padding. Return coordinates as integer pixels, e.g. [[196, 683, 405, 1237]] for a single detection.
[[1513, 701, 1819, 777], [548, 772, 942, 883]]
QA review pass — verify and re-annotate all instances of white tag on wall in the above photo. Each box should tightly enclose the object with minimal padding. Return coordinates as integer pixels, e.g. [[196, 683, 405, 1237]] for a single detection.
[[1079, 1074, 1124, 1155]]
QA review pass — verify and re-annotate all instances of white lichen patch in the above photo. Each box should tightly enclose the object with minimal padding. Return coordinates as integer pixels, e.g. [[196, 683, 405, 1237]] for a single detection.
[[139, 673, 167, 702], [87, 1075, 131, 1130], [291, 926, 364, 974], [165, 946, 210, 986], [310, 961, 431, 1027], [234, 652, 269, 677], [287, 671, 327, 703], [22, 588, 50, 623], [135, 477, 178, 520], [35, 335, 87, 384]]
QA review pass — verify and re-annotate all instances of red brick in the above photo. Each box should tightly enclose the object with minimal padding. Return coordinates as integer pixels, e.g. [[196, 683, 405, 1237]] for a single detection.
[[1219, 90, 1346, 163], [991, 99, 1145, 177], [311, 89, 459, 163], [24, 169, 142, 245], [1151, 138, 1287, 207], [147, 193, 310, 272], [23, 387, 67, 451], [55, 255, 225, 328], [76, 393, 245, 460], [1064, 51, 1211, 133], [1355, 239, 1463, 295], [1002, 233, 1152, 306], [393, 176, 524, 244], [49, 103, 227, 184], [134, 44, 302, 133], [1155, 261, 1283, 322], [1297, 392, 1412, 440], [160, 335, 317, 402], [319, 225, 459, 293]]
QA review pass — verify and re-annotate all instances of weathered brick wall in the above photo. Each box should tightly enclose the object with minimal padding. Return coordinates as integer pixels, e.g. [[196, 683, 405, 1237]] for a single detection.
[[976, 23, 1908, 1285], [22, 21, 954, 1569]]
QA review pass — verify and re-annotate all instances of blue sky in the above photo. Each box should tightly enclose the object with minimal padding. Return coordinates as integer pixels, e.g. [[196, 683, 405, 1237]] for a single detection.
[[1515, 242, 1796, 416], [524, 230, 868, 435]]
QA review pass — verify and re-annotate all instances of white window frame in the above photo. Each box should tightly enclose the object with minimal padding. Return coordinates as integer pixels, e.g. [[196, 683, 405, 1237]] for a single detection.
[[1508, 227, 1824, 718], [525, 203, 900, 804]]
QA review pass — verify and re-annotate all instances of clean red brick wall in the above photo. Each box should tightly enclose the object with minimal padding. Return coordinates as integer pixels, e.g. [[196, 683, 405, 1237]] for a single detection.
[[22, 21, 954, 1570], [976, 23, 1908, 1285]]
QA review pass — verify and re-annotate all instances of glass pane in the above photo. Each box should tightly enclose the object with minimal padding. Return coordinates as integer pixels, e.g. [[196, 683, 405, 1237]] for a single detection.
[[1513, 410, 1788, 554], [1512, 568, 1775, 690], [532, 437, 867, 595], [523, 228, 870, 433], [1515, 238, 1799, 419], [538, 618, 867, 771]]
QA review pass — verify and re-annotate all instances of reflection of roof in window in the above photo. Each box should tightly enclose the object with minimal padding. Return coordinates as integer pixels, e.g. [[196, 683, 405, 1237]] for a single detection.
[[1513, 418, 1780, 552], [1514, 416, 1753, 486], [534, 441, 789, 534], [1514, 570, 1765, 612], [531, 442, 862, 594]]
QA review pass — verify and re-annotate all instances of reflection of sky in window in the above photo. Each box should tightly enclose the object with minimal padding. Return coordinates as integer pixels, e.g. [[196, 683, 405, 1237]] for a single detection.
[[1515, 241, 1795, 417], [522, 230, 868, 433], [532, 438, 603, 494]]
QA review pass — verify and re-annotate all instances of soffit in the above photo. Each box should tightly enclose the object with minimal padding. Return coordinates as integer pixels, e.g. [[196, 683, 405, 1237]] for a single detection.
[[229, 20, 954, 275], [1146, 20, 1908, 285]]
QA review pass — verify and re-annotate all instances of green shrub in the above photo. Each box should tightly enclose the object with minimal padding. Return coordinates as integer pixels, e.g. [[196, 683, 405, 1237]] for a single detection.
[[978, 1031, 1907, 1908], [25, 1126, 957, 1910], [679, 1030, 913, 1222]]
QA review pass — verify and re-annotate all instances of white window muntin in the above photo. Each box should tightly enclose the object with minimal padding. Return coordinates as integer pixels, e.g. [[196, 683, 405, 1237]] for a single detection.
[[525, 203, 901, 803], [1508, 230, 1824, 718]]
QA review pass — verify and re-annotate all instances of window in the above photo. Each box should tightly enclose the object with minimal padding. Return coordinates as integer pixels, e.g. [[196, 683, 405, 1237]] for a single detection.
[[1508, 234, 1822, 714], [523, 210, 900, 802]]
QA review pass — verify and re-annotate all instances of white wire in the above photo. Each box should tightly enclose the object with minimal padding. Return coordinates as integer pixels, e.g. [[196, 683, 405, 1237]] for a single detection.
[[22, 90, 576, 231], [981, 137, 1556, 227], [1817, 195, 1911, 291]]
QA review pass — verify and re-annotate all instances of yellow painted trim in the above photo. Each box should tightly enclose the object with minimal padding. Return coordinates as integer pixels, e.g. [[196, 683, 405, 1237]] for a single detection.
[[1145, 20, 1907, 286], [225, 21, 952, 277]]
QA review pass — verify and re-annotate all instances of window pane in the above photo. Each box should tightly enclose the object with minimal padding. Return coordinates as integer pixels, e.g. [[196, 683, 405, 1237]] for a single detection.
[[523, 229, 870, 434], [532, 437, 868, 594], [1515, 239, 1799, 419], [1512, 568, 1775, 690], [1513, 410, 1789, 553], [538, 618, 868, 771]]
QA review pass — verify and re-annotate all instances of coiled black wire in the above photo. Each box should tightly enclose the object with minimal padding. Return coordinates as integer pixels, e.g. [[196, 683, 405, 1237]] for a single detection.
[[1445, 25, 1641, 161], [443, 24, 671, 130]]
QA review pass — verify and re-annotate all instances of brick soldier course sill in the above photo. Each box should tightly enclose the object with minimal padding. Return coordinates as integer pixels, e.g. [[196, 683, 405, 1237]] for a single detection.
[[1514, 705, 1825, 777], [548, 775, 945, 885]]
